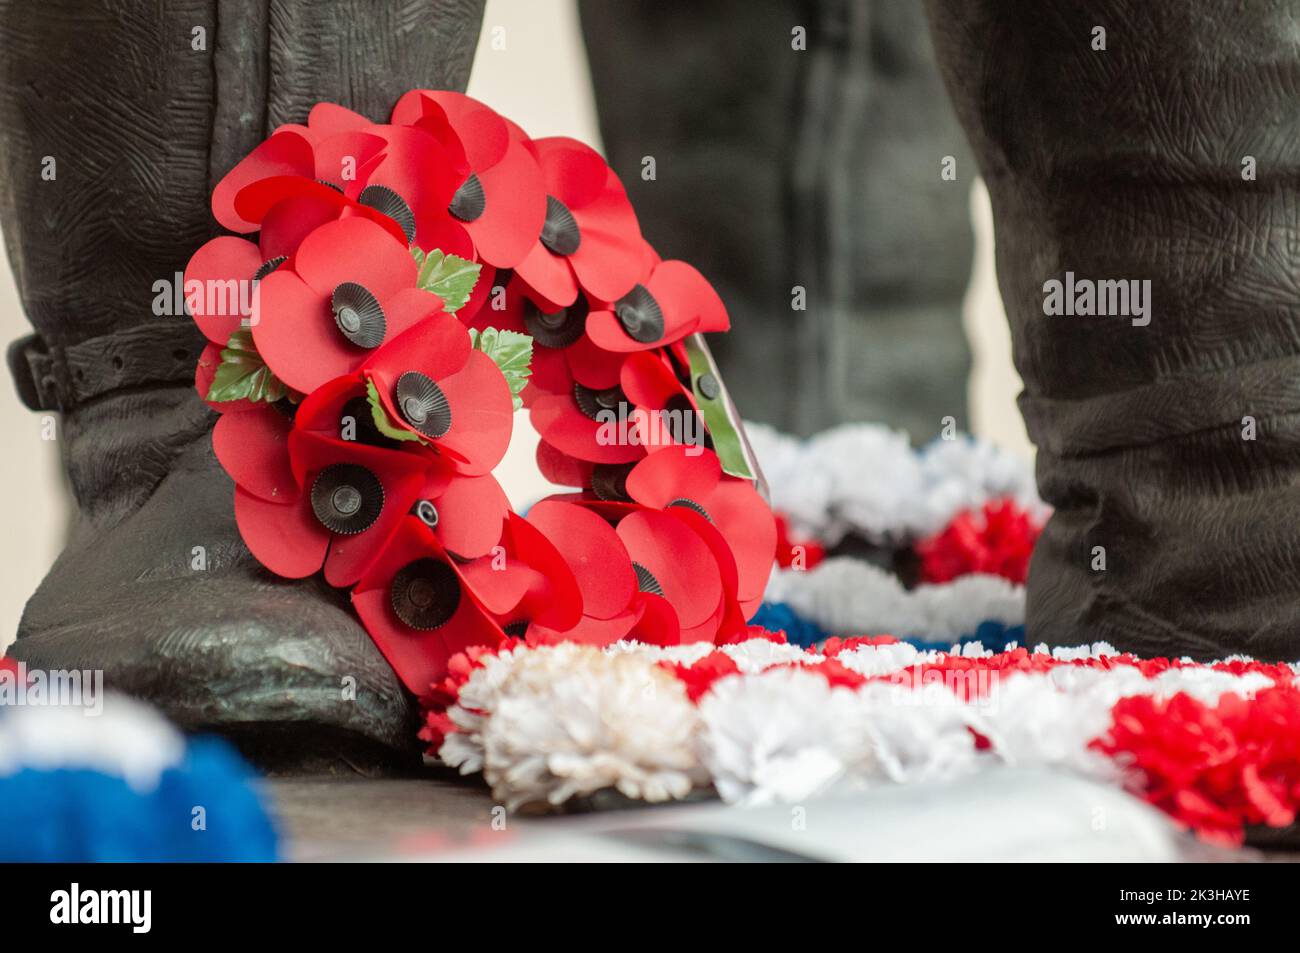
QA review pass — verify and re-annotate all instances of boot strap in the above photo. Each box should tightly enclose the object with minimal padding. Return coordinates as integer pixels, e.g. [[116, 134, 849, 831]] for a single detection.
[[7, 323, 206, 412]]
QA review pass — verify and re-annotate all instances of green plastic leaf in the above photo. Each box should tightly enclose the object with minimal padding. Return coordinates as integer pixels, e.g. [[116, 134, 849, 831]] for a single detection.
[[364, 379, 427, 444], [410, 246, 482, 314], [683, 333, 756, 481], [469, 327, 533, 411], [205, 329, 289, 404]]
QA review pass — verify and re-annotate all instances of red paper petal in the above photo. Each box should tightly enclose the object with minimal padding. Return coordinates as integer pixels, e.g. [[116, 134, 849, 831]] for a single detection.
[[526, 500, 636, 619], [212, 404, 297, 503], [625, 443, 721, 509], [432, 472, 510, 559], [706, 477, 778, 603], [307, 102, 372, 136], [234, 486, 328, 579], [251, 269, 355, 395], [467, 136, 547, 268], [627, 592, 682, 646], [185, 236, 262, 344], [529, 391, 644, 464], [353, 518, 503, 693], [258, 191, 350, 261], [535, 440, 591, 488], [364, 307, 472, 385], [565, 334, 625, 389], [567, 175, 644, 302], [617, 509, 722, 627], [427, 350, 514, 475], [534, 137, 609, 209], [513, 238, 579, 308], [212, 129, 315, 232], [292, 216, 416, 301]]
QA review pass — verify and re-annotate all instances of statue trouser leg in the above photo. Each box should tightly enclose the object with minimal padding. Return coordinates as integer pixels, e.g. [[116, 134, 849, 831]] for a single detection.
[[927, 1, 1300, 659], [581, 0, 974, 439], [0, 0, 485, 768]]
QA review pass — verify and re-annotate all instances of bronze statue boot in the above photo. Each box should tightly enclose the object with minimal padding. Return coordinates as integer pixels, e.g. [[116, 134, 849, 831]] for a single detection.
[[0, 0, 487, 770]]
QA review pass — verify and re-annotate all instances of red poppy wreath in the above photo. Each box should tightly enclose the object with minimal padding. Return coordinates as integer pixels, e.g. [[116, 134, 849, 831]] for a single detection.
[[187, 89, 777, 699]]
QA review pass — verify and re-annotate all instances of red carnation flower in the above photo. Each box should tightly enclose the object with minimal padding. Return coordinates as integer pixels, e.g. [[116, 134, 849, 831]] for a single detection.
[[661, 651, 741, 702], [512, 137, 644, 307], [1092, 687, 1300, 846], [352, 516, 507, 693], [251, 216, 446, 394], [916, 498, 1042, 585], [773, 512, 826, 571]]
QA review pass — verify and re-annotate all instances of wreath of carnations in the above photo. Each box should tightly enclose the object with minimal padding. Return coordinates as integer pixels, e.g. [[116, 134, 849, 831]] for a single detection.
[[185, 89, 777, 697]]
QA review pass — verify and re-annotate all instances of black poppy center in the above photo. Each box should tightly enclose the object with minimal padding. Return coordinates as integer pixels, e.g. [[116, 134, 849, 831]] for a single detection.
[[390, 559, 460, 630], [667, 497, 712, 522], [502, 620, 530, 638], [523, 294, 588, 349], [310, 463, 384, 535], [252, 256, 287, 283], [331, 282, 386, 349], [540, 195, 581, 256], [395, 371, 453, 438], [412, 499, 440, 529], [632, 562, 664, 597], [574, 383, 628, 422], [590, 462, 635, 502], [359, 185, 417, 245], [448, 173, 486, 222], [614, 284, 665, 344]]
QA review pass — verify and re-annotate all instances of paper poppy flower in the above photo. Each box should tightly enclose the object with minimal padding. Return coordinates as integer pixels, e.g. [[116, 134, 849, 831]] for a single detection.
[[615, 507, 727, 643], [512, 137, 644, 308], [465, 275, 624, 403], [352, 516, 507, 693], [391, 90, 548, 269], [534, 440, 645, 504], [291, 374, 510, 560], [361, 312, 514, 476], [618, 350, 709, 454], [184, 236, 287, 347], [586, 257, 729, 353], [625, 445, 776, 617], [524, 499, 678, 646], [528, 345, 685, 465], [223, 414, 429, 588], [251, 216, 448, 395], [453, 512, 583, 642]]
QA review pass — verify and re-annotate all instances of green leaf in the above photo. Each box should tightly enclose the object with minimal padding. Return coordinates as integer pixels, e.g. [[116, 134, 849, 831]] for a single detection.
[[469, 327, 533, 411], [410, 246, 482, 314], [683, 333, 756, 481], [205, 329, 290, 404], [364, 379, 427, 444]]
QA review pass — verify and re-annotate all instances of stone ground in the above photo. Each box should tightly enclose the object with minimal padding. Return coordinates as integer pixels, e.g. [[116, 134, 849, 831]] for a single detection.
[[266, 770, 1297, 862]]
